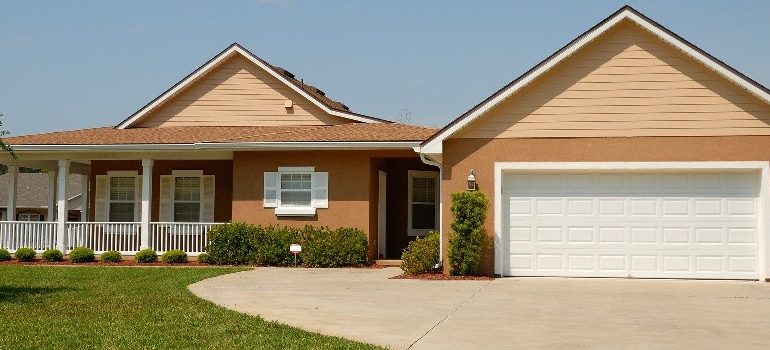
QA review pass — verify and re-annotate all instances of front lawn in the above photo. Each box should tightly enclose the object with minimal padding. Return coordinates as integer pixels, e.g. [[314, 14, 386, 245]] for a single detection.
[[0, 266, 382, 350]]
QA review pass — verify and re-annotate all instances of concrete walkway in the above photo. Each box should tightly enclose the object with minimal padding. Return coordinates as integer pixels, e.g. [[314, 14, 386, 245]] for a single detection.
[[189, 267, 770, 350]]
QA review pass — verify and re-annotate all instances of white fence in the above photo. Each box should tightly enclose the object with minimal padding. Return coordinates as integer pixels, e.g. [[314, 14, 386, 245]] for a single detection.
[[66, 222, 141, 254], [0, 221, 219, 255], [0, 221, 57, 252], [151, 222, 215, 254]]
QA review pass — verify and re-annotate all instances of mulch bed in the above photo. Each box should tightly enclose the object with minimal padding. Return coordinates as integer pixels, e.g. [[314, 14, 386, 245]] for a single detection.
[[391, 272, 494, 280], [0, 260, 213, 267]]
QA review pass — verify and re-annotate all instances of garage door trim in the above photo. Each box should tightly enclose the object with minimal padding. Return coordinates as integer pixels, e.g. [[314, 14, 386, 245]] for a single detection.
[[493, 161, 770, 280]]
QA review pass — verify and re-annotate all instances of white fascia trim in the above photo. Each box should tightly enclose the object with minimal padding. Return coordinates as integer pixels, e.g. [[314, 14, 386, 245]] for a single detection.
[[493, 161, 770, 280], [117, 45, 382, 129], [421, 8, 770, 155], [10, 141, 422, 152]]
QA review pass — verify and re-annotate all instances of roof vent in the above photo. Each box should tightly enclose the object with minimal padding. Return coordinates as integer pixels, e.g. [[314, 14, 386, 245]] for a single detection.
[[276, 67, 295, 79]]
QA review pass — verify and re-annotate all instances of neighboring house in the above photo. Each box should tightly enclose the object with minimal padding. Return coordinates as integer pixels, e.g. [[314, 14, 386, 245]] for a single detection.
[[3, 6, 770, 281], [0, 173, 82, 221]]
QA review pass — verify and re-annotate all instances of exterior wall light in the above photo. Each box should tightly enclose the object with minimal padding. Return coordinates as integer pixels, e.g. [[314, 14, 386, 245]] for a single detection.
[[467, 169, 476, 191]]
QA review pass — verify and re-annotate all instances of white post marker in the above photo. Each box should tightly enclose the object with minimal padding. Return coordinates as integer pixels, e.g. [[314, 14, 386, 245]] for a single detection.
[[290, 243, 302, 266]]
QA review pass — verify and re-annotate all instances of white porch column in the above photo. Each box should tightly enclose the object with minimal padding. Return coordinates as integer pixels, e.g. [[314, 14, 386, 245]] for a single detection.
[[56, 160, 70, 251], [140, 159, 153, 249], [48, 170, 57, 221], [80, 174, 89, 222], [6, 165, 18, 221]]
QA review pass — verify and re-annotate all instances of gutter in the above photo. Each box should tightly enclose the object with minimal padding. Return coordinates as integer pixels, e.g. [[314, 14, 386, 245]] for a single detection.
[[416, 147, 444, 270], [9, 141, 423, 152]]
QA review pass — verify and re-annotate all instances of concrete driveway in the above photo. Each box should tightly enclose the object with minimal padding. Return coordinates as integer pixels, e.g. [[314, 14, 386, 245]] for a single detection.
[[189, 268, 770, 350]]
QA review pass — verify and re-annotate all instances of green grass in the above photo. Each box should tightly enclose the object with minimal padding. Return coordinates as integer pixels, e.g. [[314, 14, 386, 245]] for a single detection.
[[0, 266, 382, 350]]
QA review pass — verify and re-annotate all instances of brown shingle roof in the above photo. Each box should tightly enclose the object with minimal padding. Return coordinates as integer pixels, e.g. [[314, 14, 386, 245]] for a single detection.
[[6, 123, 437, 145]]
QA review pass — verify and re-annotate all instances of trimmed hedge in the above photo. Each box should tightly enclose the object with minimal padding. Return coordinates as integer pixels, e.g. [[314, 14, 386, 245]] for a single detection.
[[100, 250, 122, 263], [135, 249, 157, 263], [400, 231, 440, 274], [161, 250, 188, 264], [69, 247, 95, 263], [197, 252, 211, 264], [42, 249, 64, 262], [205, 223, 368, 267], [15, 248, 36, 262], [0, 248, 11, 261], [448, 191, 489, 276]]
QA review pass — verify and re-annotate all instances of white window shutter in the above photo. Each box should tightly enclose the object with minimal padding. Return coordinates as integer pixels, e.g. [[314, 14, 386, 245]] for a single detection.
[[159, 175, 173, 222], [94, 175, 108, 222], [313, 172, 329, 208], [264, 172, 279, 208], [134, 176, 142, 222], [202, 175, 215, 222]]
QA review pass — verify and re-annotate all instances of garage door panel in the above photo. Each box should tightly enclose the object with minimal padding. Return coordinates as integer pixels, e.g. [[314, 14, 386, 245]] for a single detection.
[[503, 171, 760, 279]]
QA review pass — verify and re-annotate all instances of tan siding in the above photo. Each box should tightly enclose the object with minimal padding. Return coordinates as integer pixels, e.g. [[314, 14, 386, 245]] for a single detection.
[[457, 20, 770, 139], [136, 55, 351, 127]]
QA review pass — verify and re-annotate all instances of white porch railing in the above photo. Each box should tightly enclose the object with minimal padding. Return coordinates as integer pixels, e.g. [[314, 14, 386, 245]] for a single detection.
[[66, 222, 141, 254], [150, 222, 216, 254], [0, 221, 57, 252]]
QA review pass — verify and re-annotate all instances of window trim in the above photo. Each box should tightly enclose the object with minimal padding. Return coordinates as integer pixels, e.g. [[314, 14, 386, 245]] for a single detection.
[[171, 170, 204, 223], [17, 212, 42, 222], [276, 166, 316, 216], [407, 170, 439, 236], [106, 170, 138, 223]]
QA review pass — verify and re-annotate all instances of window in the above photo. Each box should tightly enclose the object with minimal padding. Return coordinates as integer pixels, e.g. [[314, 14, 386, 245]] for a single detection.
[[109, 176, 135, 222], [173, 176, 201, 222], [280, 173, 312, 207], [408, 171, 439, 236], [17, 212, 42, 221]]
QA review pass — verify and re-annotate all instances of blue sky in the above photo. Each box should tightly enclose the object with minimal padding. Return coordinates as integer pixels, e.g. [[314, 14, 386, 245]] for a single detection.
[[1, 0, 768, 135]]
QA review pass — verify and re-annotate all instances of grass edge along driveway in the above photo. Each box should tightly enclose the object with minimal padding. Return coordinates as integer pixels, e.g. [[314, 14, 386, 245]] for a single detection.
[[0, 266, 382, 350]]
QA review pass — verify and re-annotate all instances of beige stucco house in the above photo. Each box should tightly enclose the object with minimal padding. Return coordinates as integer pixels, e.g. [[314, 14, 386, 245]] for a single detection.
[[3, 6, 770, 280]]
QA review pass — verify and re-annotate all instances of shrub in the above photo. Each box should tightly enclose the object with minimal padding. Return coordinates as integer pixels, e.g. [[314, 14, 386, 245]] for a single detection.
[[197, 253, 211, 264], [135, 249, 158, 263], [0, 248, 11, 261], [448, 191, 488, 276], [400, 231, 440, 274], [69, 247, 95, 263], [15, 247, 36, 262], [253, 225, 300, 266], [42, 249, 64, 262], [101, 250, 122, 263], [205, 223, 258, 265], [301, 226, 368, 267], [161, 250, 188, 264]]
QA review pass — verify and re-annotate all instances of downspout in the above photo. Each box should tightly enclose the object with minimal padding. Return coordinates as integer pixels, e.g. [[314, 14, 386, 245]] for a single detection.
[[417, 149, 444, 269]]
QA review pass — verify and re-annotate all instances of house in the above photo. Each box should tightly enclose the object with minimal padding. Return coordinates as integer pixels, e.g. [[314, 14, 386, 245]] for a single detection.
[[419, 6, 770, 280], [0, 173, 83, 221], [1, 44, 438, 259], [3, 6, 770, 281]]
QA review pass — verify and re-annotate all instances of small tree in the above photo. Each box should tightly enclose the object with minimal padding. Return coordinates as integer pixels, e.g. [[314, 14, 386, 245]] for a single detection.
[[448, 191, 488, 275]]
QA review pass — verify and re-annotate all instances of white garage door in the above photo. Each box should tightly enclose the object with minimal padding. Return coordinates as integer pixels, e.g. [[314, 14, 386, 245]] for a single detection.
[[502, 171, 760, 279]]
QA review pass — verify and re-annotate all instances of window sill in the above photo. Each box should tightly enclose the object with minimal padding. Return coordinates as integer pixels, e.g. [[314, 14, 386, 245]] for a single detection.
[[275, 207, 317, 217]]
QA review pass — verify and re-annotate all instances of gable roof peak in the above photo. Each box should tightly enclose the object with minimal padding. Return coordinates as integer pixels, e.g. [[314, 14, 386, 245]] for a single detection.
[[116, 43, 389, 129], [419, 5, 770, 155]]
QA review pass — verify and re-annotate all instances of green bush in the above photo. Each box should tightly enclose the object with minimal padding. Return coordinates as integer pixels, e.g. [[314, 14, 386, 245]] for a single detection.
[[253, 225, 300, 266], [400, 231, 440, 274], [205, 223, 258, 265], [14, 248, 36, 262], [197, 252, 211, 264], [448, 191, 488, 276], [0, 248, 11, 261], [301, 226, 368, 267], [69, 247, 95, 263], [161, 250, 188, 264], [42, 249, 64, 262], [100, 250, 122, 263], [135, 249, 157, 263]]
